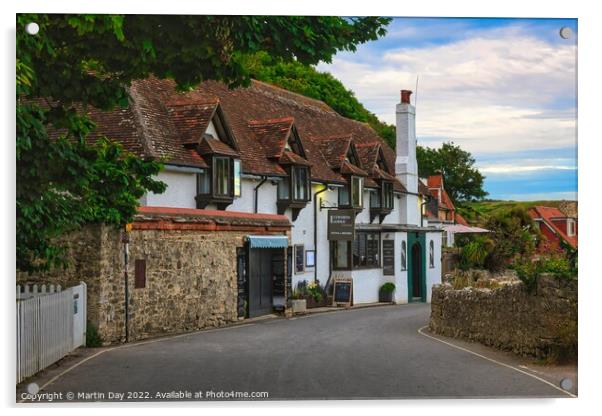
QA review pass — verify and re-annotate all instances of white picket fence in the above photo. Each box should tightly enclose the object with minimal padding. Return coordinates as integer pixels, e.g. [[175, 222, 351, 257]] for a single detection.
[[16, 282, 87, 384]]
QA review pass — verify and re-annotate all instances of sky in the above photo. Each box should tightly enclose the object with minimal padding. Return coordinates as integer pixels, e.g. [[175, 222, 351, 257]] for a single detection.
[[317, 17, 578, 201]]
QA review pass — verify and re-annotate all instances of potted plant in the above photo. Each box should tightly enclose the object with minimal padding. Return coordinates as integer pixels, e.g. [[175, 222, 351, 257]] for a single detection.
[[379, 282, 396, 303], [305, 281, 325, 308], [291, 282, 307, 314]]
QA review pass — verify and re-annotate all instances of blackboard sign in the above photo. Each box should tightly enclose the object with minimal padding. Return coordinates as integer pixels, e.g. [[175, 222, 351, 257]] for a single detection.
[[327, 209, 355, 241], [383, 240, 395, 276], [333, 277, 353, 307]]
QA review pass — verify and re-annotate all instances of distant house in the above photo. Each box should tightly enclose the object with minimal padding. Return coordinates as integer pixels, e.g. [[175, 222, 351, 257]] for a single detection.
[[528, 206, 578, 252], [422, 174, 488, 246], [423, 174, 459, 246]]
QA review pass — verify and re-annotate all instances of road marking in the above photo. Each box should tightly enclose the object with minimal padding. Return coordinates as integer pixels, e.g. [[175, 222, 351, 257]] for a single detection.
[[417, 326, 576, 398], [18, 322, 257, 402]]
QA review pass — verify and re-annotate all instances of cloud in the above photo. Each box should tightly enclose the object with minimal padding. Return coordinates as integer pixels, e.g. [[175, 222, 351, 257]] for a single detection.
[[317, 23, 577, 155]]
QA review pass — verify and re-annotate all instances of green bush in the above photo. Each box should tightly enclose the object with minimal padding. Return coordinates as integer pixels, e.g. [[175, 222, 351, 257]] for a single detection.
[[380, 282, 396, 293], [459, 236, 493, 270], [513, 254, 577, 294], [86, 320, 103, 347]]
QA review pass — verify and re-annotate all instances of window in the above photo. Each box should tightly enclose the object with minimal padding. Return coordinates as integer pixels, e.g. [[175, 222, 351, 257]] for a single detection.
[[292, 166, 309, 201], [401, 241, 407, 271], [567, 219, 575, 236], [382, 182, 394, 209], [295, 245, 304, 273], [213, 157, 230, 196], [429, 240, 435, 268], [197, 170, 210, 195], [352, 232, 380, 268], [338, 186, 350, 206], [233, 159, 241, 197], [370, 189, 381, 208], [332, 240, 350, 270], [134, 259, 146, 289], [351, 176, 363, 208], [277, 166, 309, 202], [442, 231, 448, 248], [340, 176, 363, 208], [278, 176, 290, 200]]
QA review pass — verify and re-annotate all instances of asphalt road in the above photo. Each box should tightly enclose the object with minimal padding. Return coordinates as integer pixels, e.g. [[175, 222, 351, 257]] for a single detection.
[[35, 304, 571, 401]]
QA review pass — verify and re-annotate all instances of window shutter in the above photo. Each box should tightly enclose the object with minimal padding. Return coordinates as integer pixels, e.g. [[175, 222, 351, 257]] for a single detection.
[[135, 259, 146, 289]]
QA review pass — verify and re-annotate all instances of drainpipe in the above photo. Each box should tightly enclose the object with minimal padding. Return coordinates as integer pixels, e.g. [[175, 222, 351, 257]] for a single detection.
[[254, 176, 268, 213], [313, 184, 329, 284]]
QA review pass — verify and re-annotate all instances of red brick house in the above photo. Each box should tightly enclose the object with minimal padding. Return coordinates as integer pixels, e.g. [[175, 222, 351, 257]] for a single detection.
[[528, 206, 578, 252]]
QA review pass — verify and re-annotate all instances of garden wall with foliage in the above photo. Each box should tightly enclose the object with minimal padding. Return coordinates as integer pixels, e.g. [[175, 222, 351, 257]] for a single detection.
[[429, 275, 577, 361]]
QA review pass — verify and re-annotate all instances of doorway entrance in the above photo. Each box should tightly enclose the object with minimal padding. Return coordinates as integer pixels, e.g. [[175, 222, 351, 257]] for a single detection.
[[247, 247, 288, 318], [411, 242, 422, 299], [407, 232, 426, 302]]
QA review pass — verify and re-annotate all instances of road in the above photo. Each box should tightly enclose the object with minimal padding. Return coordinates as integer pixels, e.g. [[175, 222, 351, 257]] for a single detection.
[[34, 304, 571, 401]]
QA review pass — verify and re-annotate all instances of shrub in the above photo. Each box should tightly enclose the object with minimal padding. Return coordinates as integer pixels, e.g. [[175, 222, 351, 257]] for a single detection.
[[380, 282, 396, 293], [513, 254, 577, 293], [459, 236, 493, 270], [86, 320, 103, 347], [306, 281, 324, 303]]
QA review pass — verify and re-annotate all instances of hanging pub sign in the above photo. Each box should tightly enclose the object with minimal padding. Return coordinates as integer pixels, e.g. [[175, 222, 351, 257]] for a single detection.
[[327, 209, 356, 241]]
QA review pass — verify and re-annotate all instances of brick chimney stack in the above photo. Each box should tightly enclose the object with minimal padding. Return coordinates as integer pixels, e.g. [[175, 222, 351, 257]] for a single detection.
[[401, 90, 412, 104]]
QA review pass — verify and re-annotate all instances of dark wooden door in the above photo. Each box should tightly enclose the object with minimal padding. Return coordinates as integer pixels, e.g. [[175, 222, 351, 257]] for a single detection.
[[411, 242, 422, 299], [249, 248, 273, 318]]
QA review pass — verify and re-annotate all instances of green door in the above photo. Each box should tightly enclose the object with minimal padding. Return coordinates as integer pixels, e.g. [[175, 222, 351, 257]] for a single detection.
[[407, 232, 427, 302]]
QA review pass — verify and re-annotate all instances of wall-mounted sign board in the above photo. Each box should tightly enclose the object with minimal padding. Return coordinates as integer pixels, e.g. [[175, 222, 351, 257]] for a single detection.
[[327, 209, 355, 241], [383, 239, 395, 276], [332, 277, 353, 307]]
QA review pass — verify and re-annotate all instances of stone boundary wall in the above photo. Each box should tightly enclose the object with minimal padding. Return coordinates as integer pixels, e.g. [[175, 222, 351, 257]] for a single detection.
[[17, 207, 291, 345], [429, 275, 577, 359]]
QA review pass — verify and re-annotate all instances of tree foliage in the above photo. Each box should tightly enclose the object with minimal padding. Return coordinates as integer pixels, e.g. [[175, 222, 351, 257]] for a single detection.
[[17, 14, 391, 272], [416, 142, 488, 202], [240, 52, 396, 148]]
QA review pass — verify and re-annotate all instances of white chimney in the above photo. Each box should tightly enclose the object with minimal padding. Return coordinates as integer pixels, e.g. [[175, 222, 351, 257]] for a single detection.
[[395, 90, 420, 225]]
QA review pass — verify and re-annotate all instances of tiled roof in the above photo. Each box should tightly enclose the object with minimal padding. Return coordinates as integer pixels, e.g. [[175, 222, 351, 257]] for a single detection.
[[528, 206, 577, 249], [311, 134, 353, 170], [197, 135, 240, 157], [428, 174, 455, 211], [455, 212, 469, 226], [166, 100, 218, 145], [248, 117, 294, 160], [69, 76, 406, 187], [341, 160, 368, 177], [279, 150, 312, 166]]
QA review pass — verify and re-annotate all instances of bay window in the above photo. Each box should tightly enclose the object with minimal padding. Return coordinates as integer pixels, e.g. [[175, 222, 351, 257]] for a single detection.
[[292, 166, 309, 201], [195, 155, 241, 210], [276, 165, 310, 219], [339, 176, 364, 209], [214, 156, 230, 196]]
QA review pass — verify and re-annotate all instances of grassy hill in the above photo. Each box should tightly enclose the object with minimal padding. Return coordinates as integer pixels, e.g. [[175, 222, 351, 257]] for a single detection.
[[458, 200, 578, 226]]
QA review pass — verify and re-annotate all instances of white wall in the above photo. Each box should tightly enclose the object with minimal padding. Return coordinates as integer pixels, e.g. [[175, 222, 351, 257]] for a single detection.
[[393, 232, 409, 304], [144, 169, 197, 209], [425, 231, 443, 303], [228, 177, 278, 214]]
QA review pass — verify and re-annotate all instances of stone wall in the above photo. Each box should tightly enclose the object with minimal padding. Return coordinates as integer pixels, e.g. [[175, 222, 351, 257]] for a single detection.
[[17, 207, 291, 345], [429, 275, 577, 359]]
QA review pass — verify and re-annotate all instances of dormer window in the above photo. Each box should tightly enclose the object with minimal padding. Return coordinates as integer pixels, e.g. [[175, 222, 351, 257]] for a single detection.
[[277, 165, 310, 220], [196, 155, 241, 210], [369, 181, 394, 223], [339, 176, 364, 209]]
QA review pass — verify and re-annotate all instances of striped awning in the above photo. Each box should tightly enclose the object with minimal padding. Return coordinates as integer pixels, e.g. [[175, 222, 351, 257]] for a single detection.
[[247, 235, 288, 249]]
